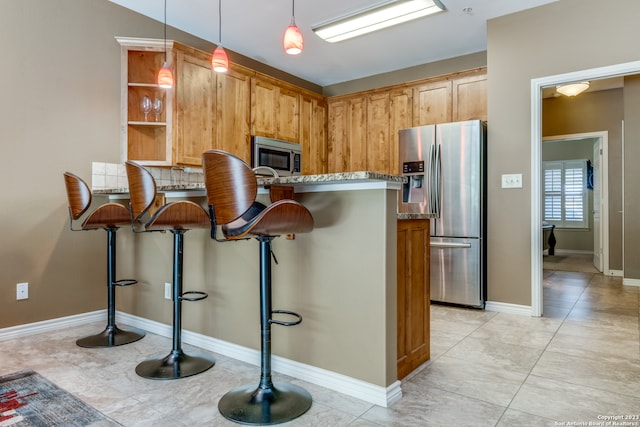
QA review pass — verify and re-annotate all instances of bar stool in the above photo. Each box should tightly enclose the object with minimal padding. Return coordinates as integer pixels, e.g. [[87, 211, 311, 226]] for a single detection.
[[125, 161, 215, 380], [201, 150, 314, 426], [63, 172, 145, 348]]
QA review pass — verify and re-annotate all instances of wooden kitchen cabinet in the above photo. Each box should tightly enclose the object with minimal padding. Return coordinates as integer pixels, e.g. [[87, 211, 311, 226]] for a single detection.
[[413, 80, 453, 126], [453, 73, 488, 122], [366, 92, 391, 174], [389, 88, 413, 175], [175, 49, 216, 166], [251, 75, 300, 143], [300, 93, 327, 175], [216, 65, 253, 163], [118, 37, 216, 167], [327, 94, 367, 173], [119, 38, 172, 166], [397, 219, 430, 380]]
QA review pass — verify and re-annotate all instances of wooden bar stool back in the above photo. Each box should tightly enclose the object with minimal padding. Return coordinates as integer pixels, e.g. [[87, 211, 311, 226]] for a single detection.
[[202, 150, 314, 426], [125, 161, 215, 380], [63, 172, 145, 347]]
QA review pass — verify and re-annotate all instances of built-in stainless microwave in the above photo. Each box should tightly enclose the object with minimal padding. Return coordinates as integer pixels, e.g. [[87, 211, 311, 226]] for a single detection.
[[251, 136, 302, 176]]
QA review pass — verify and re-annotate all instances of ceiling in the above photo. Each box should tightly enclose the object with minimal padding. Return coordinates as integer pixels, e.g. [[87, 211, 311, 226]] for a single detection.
[[109, 0, 558, 87]]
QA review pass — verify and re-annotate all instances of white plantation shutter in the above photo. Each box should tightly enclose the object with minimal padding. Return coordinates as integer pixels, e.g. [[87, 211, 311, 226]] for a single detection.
[[543, 160, 588, 228]]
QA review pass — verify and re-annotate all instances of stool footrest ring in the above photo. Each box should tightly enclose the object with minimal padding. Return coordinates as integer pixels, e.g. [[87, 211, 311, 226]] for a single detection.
[[113, 279, 138, 287], [270, 310, 302, 326], [179, 291, 208, 302]]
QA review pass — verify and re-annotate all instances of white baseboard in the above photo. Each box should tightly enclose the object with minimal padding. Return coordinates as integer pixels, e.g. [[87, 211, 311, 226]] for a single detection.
[[0, 310, 401, 407], [608, 269, 623, 277], [623, 277, 640, 287], [484, 301, 533, 316], [0, 310, 105, 341]]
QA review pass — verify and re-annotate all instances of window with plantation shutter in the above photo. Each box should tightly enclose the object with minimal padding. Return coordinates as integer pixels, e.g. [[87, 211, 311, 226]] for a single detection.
[[543, 159, 588, 229]]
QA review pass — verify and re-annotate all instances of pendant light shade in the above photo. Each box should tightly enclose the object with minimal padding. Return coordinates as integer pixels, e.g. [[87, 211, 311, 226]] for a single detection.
[[284, 0, 303, 55], [158, 62, 174, 88], [157, 0, 173, 88], [212, 46, 229, 73], [284, 24, 303, 55], [212, 0, 229, 72]]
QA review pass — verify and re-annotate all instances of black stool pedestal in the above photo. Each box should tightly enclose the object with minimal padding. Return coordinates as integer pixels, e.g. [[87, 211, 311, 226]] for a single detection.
[[76, 229, 145, 348], [135, 230, 215, 380], [219, 237, 311, 425]]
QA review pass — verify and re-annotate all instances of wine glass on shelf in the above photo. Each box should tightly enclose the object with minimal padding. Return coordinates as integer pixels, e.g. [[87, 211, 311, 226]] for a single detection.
[[153, 98, 163, 122], [141, 96, 152, 122]]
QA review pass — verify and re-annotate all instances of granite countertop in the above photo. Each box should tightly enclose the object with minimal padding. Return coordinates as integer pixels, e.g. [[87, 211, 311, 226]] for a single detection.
[[93, 171, 405, 194], [93, 171, 436, 218]]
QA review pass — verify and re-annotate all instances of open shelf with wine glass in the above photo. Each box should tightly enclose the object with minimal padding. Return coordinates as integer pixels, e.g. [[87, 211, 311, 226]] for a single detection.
[[118, 37, 174, 166]]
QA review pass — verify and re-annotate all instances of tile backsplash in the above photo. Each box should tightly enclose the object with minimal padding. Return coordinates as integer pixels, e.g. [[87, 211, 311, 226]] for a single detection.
[[91, 162, 203, 189]]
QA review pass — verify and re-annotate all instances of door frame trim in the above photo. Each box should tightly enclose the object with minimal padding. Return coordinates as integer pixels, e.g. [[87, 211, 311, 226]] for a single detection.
[[530, 60, 640, 317]]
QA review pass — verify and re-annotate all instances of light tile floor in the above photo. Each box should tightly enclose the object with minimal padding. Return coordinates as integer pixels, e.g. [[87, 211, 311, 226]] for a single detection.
[[1, 270, 639, 426]]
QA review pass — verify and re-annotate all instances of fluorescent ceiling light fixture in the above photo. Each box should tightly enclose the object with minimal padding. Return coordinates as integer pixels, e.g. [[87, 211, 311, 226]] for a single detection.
[[312, 0, 446, 43], [556, 82, 590, 97]]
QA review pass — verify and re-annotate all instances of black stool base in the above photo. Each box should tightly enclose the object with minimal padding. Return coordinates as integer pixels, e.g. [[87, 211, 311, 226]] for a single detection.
[[135, 350, 215, 380], [76, 325, 145, 348], [218, 382, 312, 425]]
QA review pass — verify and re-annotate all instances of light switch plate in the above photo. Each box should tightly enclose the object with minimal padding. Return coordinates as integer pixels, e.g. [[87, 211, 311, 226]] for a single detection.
[[501, 173, 523, 189]]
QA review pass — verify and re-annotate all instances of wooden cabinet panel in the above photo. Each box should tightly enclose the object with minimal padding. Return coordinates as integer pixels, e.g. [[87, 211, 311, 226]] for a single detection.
[[412, 80, 452, 126], [366, 92, 391, 174], [397, 219, 430, 380], [175, 51, 215, 166], [300, 94, 327, 175], [327, 98, 348, 173], [348, 95, 367, 171], [453, 74, 488, 122], [389, 88, 413, 175], [277, 87, 300, 142], [251, 77, 277, 138], [251, 75, 300, 142], [217, 67, 252, 163]]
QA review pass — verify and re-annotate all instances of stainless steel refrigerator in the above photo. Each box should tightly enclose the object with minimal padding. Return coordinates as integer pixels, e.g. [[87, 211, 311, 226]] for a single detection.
[[398, 120, 486, 308]]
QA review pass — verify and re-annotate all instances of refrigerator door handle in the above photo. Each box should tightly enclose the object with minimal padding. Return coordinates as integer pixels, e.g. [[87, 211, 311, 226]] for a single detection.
[[431, 242, 472, 249], [433, 143, 442, 218], [428, 144, 436, 216]]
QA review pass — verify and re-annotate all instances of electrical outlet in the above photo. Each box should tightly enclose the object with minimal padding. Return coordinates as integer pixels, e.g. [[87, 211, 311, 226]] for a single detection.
[[501, 173, 523, 189], [17, 282, 29, 300], [164, 282, 172, 300]]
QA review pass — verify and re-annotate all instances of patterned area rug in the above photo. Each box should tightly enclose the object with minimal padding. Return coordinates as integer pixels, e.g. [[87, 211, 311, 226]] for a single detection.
[[0, 370, 119, 426]]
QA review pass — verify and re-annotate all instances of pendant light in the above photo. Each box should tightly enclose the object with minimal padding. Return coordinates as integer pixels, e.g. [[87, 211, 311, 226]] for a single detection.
[[283, 0, 303, 55], [212, 0, 229, 73], [157, 0, 174, 88]]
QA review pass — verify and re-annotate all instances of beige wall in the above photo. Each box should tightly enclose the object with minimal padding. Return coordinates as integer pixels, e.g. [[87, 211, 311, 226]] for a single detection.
[[623, 75, 640, 279], [543, 89, 624, 264], [487, 0, 640, 304]]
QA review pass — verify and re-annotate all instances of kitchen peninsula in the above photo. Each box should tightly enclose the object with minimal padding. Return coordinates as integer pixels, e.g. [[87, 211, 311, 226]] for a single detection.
[[96, 171, 430, 407]]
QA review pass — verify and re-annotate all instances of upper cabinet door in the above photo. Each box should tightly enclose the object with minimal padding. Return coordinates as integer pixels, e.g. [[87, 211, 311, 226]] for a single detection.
[[175, 50, 216, 166], [412, 80, 452, 126], [251, 75, 300, 143], [300, 93, 327, 175], [452, 74, 488, 122], [217, 66, 253, 163]]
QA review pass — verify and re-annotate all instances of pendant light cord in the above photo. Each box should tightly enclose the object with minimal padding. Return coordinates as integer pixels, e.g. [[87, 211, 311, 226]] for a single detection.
[[291, 0, 295, 24], [218, 0, 222, 45], [163, 0, 167, 62]]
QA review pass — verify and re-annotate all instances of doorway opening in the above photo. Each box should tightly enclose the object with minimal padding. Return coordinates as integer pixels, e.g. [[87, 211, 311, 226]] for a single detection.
[[542, 131, 609, 275], [530, 60, 640, 317]]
